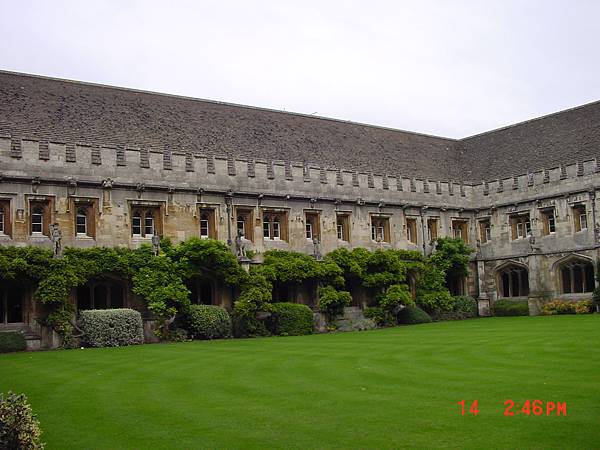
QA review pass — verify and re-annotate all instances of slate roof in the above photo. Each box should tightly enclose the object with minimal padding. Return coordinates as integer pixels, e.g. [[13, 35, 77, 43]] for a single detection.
[[458, 100, 600, 181], [1, 70, 599, 182], [0, 71, 459, 181]]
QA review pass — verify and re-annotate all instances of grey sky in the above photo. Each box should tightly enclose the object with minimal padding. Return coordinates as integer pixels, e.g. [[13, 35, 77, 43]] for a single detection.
[[1, 0, 599, 138]]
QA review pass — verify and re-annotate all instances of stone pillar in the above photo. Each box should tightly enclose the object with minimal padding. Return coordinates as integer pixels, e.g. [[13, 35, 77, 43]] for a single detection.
[[476, 259, 490, 316]]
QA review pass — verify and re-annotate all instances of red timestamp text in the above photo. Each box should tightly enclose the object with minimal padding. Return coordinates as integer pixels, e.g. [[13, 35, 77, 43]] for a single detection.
[[504, 399, 567, 416], [457, 399, 567, 416]]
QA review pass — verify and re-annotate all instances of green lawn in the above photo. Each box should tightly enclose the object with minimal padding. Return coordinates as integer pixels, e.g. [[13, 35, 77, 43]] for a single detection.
[[1, 315, 599, 449]]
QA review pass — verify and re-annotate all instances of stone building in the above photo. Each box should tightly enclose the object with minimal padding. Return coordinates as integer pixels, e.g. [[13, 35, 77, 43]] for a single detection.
[[1, 71, 599, 343]]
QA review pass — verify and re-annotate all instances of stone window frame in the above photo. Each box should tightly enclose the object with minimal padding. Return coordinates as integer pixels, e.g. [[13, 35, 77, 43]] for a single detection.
[[496, 262, 529, 298], [27, 196, 54, 237], [451, 219, 469, 244], [198, 206, 217, 240], [336, 212, 351, 242], [406, 217, 418, 244], [71, 197, 98, 240], [426, 217, 438, 242], [572, 204, 588, 233], [509, 213, 531, 240], [129, 201, 164, 239], [262, 208, 289, 242], [557, 257, 595, 294], [370, 214, 391, 243], [540, 207, 556, 236], [234, 206, 254, 242], [304, 210, 321, 241], [0, 198, 12, 237], [478, 218, 491, 244]]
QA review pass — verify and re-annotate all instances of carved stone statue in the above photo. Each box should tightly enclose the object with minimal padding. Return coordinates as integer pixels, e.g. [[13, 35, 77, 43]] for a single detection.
[[235, 230, 247, 259], [101, 178, 114, 189], [313, 238, 322, 261], [50, 223, 62, 258], [151, 234, 161, 256]]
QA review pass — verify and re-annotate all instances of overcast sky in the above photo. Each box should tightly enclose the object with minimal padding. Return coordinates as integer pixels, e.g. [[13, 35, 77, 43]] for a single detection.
[[1, 0, 599, 138]]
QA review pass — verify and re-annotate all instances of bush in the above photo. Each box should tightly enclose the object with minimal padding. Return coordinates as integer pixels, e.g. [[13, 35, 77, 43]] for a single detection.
[[378, 284, 414, 312], [417, 290, 453, 315], [542, 299, 593, 315], [397, 305, 432, 324], [364, 306, 397, 327], [181, 305, 232, 339], [453, 296, 478, 318], [0, 332, 26, 353], [491, 300, 529, 316], [0, 392, 44, 449], [317, 286, 352, 319], [266, 303, 314, 336], [231, 313, 270, 338], [80, 309, 144, 347]]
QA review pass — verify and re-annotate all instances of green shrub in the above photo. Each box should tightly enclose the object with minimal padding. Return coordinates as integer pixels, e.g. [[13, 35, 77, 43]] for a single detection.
[[231, 313, 270, 338], [0, 392, 44, 449], [452, 296, 478, 318], [542, 299, 593, 315], [266, 303, 314, 336], [397, 305, 432, 325], [364, 306, 397, 327], [417, 290, 453, 315], [80, 309, 144, 347], [378, 284, 414, 312], [181, 305, 232, 339], [491, 299, 529, 316], [0, 332, 26, 353], [317, 286, 352, 319]]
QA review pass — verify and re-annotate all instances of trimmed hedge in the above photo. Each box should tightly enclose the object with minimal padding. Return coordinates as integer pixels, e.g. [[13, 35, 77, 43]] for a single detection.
[[0, 391, 44, 449], [0, 332, 26, 353], [80, 308, 144, 347], [181, 305, 232, 340], [397, 305, 432, 325], [266, 303, 314, 336], [491, 299, 529, 316], [433, 296, 478, 321]]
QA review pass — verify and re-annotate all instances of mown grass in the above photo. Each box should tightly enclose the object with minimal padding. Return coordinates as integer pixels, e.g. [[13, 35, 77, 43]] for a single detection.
[[1, 315, 599, 449]]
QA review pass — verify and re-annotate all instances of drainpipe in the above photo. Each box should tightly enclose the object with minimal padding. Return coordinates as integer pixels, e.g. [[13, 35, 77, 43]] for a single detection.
[[225, 190, 233, 247], [420, 206, 428, 256], [590, 189, 598, 244]]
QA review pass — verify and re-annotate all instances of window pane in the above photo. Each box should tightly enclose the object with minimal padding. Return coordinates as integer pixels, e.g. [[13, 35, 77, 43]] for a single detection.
[[306, 223, 312, 239], [371, 224, 376, 241], [237, 217, 245, 235], [200, 219, 209, 238], [377, 226, 384, 241], [337, 223, 343, 240], [0, 212, 4, 233], [145, 215, 154, 235], [273, 220, 280, 239], [263, 221, 270, 238], [132, 216, 141, 235], [580, 214, 588, 230]]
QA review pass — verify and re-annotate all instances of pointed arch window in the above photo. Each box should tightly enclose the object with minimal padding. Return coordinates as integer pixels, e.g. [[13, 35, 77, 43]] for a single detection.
[[559, 259, 594, 293], [497, 264, 529, 297]]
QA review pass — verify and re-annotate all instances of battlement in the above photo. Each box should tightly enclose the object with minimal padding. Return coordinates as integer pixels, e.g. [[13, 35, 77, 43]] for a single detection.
[[1, 133, 599, 211]]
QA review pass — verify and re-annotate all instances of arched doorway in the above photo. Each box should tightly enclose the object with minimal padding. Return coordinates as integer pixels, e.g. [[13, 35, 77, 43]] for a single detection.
[[0, 281, 24, 324], [77, 277, 126, 310], [187, 278, 215, 305]]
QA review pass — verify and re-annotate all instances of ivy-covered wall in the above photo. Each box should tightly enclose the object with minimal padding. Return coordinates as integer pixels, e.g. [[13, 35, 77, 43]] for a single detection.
[[0, 237, 472, 347]]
